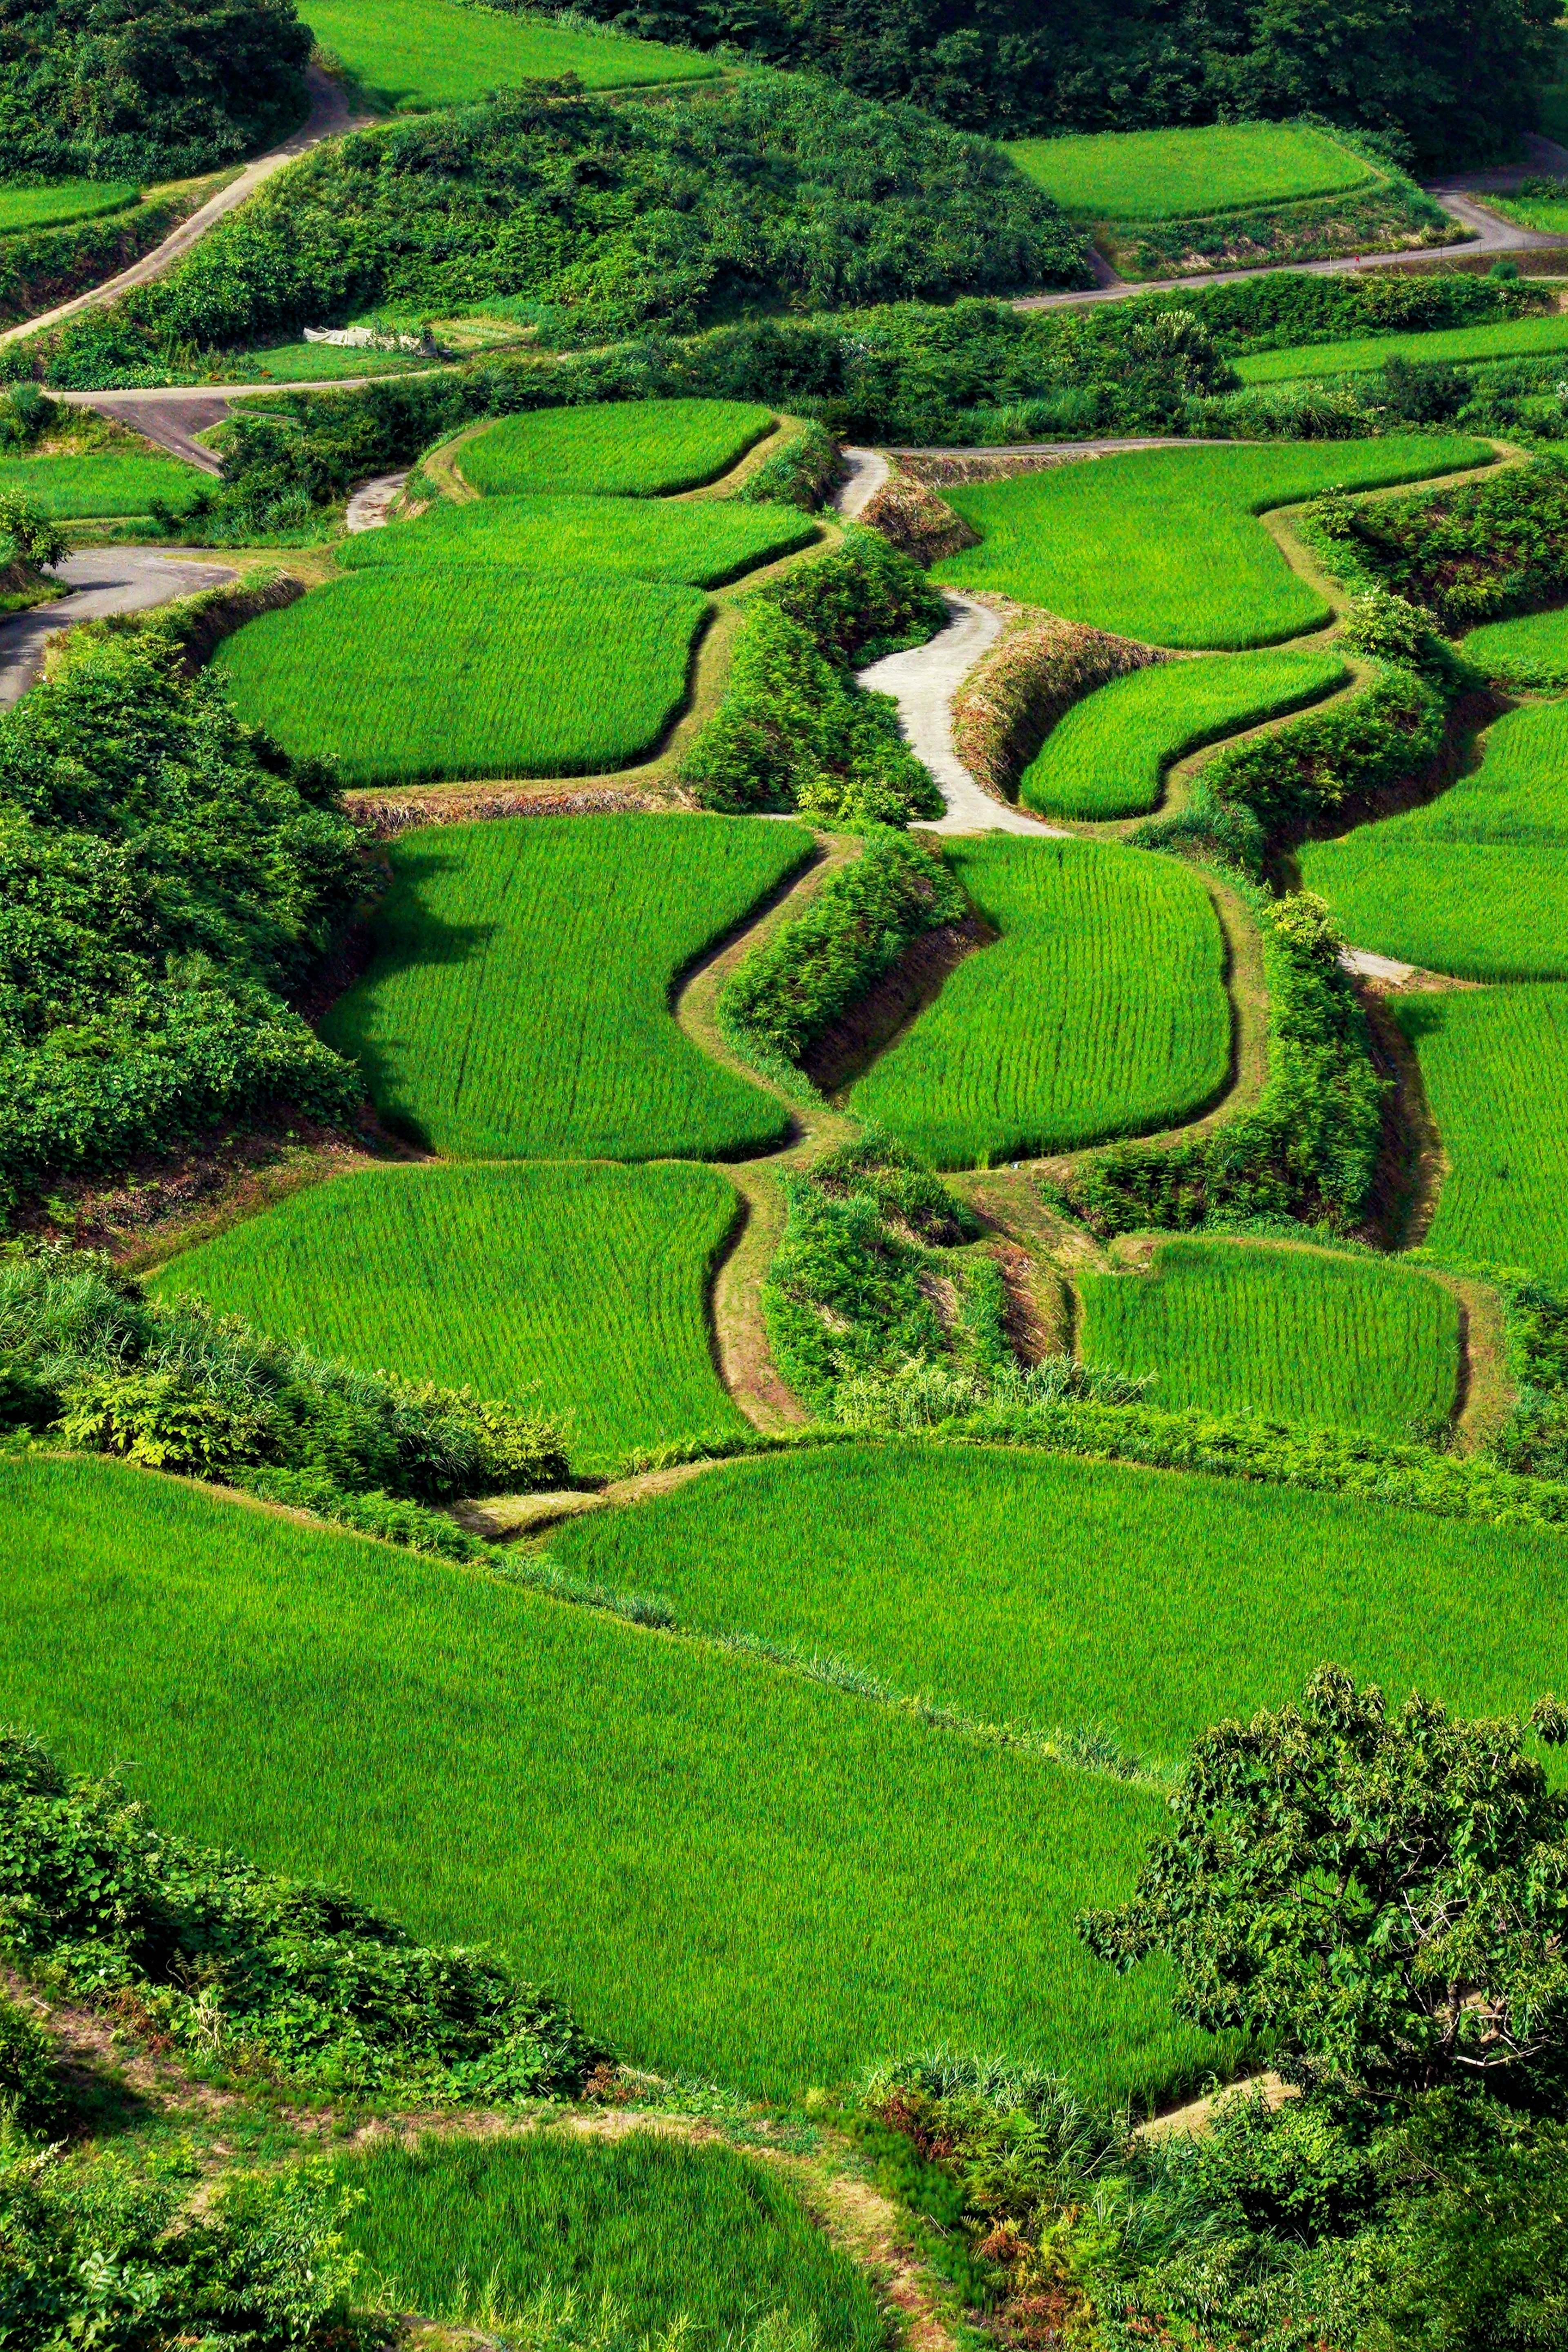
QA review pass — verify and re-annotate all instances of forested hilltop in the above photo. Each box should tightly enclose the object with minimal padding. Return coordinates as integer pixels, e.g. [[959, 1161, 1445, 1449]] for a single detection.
[[532, 0, 1558, 166]]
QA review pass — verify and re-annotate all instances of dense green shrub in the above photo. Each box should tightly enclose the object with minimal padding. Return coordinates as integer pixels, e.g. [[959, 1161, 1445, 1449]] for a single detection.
[[1164, 660, 1450, 838], [0, 192, 201, 333], [0, 1247, 570, 1500], [734, 421, 842, 512], [1307, 456, 1568, 631], [0, 1728, 604, 2100], [0, 1990, 59, 2133]]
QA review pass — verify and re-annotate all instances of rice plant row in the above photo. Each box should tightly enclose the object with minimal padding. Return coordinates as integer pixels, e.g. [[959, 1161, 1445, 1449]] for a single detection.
[[1461, 602, 1568, 685], [0, 1451, 1205, 2108], [1394, 984, 1568, 1287], [1076, 1236, 1460, 1441], [1235, 313, 1568, 385], [0, 453, 206, 517], [339, 491, 817, 588], [321, 813, 813, 1162], [457, 399, 777, 498], [1300, 698, 1568, 980], [1002, 121, 1378, 223], [215, 570, 709, 788], [932, 438, 1493, 649], [296, 0, 716, 111], [0, 177, 140, 234], [1020, 647, 1350, 819], [150, 1162, 751, 1474], [848, 837, 1231, 1167]]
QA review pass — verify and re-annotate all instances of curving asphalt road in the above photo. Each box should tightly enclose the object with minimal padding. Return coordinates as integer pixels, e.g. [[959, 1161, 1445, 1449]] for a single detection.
[[0, 548, 237, 702]]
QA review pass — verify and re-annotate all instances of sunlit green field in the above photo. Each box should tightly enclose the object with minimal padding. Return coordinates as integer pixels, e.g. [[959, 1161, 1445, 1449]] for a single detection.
[[339, 2132, 884, 2345], [1002, 122, 1377, 221], [1461, 601, 1568, 684], [1234, 314, 1568, 383], [457, 400, 775, 497], [1300, 699, 1568, 980], [932, 439, 1492, 648], [0, 1451, 1206, 2106], [546, 1443, 1564, 1762], [339, 492, 817, 586], [296, 0, 715, 110], [147, 1163, 749, 1472], [0, 452, 205, 515], [0, 177, 140, 234], [849, 837, 1230, 1166], [322, 815, 811, 1160], [1077, 1238, 1460, 1439], [1020, 648, 1350, 818], [1395, 984, 1568, 1285]]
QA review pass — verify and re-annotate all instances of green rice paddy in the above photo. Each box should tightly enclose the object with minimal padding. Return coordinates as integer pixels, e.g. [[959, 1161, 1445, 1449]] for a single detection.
[[1002, 122, 1378, 222], [0, 177, 140, 234], [338, 492, 817, 586], [457, 400, 776, 498], [215, 570, 707, 786], [0, 1450, 1205, 2106], [1077, 1237, 1460, 1439], [226, 341, 433, 383], [1234, 313, 1568, 383], [0, 452, 205, 516], [932, 439, 1491, 649], [1299, 699, 1568, 981], [1394, 984, 1568, 1284], [339, 2132, 883, 2345], [1020, 648, 1350, 819], [1478, 188, 1568, 234], [296, 0, 715, 111], [321, 815, 811, 1161], [1461, 601, 1568, 684], [848, 837, 1230, 1167], [147, 1163, 748, 1472]]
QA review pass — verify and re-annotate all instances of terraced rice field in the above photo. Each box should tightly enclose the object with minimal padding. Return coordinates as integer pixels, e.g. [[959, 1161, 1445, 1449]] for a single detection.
[[545, 1442, 1563, 1763], [226, 341, 433, 382], [848, 837, 1230, 1166], [339, 2134, 883, 2345], [322, 815, 811, 1161], [296, 0, 715, 109], [932, 438, 1491, 648], [1077, 1237, 1460, 1439], [0, 178, 140, 233], [457, 400, 776, 497], [0, 452, 206, 515], [1020, 648, 1350, 818], [339, 492, 817, 586], [148, 1164, 747, 1472], [215, 570, 707, 785], [1394, 984, 1568, 1284], [1002, 122, 1378, 220], [1299, 699, 1568, 980], [0, 1451, 1206, 2107], [1461, 602, 1568, 684], [1234, 314, 1568, 383], [1481, 187, 1568, 233]]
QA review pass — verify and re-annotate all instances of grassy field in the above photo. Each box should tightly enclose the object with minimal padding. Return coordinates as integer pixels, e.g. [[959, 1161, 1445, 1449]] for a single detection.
[[296, 0, 715, 109], [546, 1442, 1565, 1764], [1002, 122, 1378, 221], [848, 837, 1230, 1167], [215, 570, 707, 786], [1020, 648, 1350, 819], [1299, 699, 1568, 981], [322, 815, 811, 1161], [1480, 187, 1568, 233], [338, 492, 817, 586], [1461, 603, 1568, 683], [0, 1450, 1208, 2107], [1234, 313, 1568, 383], [932, 439, 1491, 649], [1395, 984, 1568, 1284], [148, 1163, 749, 1473], [0, 178, 140, 234], [339, 2133, 884, 2344], [225, 341, 434, 383], [458, 400, 776, 497], [0, 452, 205, 515], [1077, 1238, 1460, 1439]]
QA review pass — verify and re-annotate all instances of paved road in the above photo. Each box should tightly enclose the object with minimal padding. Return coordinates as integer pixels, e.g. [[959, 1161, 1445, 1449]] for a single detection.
[[0, 548, 236, 702], [836, 447, 889, 519], [859, 595, 1067, 835]]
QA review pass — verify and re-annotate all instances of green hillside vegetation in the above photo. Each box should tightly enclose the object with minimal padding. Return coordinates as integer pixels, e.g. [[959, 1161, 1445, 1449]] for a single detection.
[[848, 838, 1231, 1167], [149, 1163, 749, 1471], [457, 399, 775, 496], [1077, 1238, 1460, 1439], [0, 1450, 1203, 2105], [339, 2134, 883, 2346], [544, 1442, 1563, 1762], [1299, 700, 1568, 982], [216, 570, 708, 786], [1235, 312, 1568, 382], [932, 439, 1492, 649], [223, 339, 436, 382], [322, 815, 811, 1161], [1461, 602, 1568, 684], [1020, 648, 1350, 820], [0, 451, 206, 515], [0, 177, 139, 233], [1394, 985, 1568, 1285], [336, 492, 817, 586], [1479, 178, 1568, 233], [297, 0, 717, 109], [1004, 121, 1379, 220]]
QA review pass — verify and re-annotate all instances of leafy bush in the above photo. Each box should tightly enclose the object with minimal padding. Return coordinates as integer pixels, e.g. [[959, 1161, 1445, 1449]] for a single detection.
[[0, 1991, 59, 2134], [734, 422, 842, 512], [1307, 455, 1568, 632], [0, 1727, 604, 2100]]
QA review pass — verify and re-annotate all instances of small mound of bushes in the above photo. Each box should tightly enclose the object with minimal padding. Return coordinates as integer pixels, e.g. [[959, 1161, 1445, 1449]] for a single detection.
[[1305, 457, 1568, 633]]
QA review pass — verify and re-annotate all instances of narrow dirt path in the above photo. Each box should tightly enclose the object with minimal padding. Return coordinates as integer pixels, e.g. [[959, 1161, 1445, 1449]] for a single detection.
[[835, 447, 889, 519], [345, 472, 411, 532], [858, 595, 1064, 834], [0, 547, 237, 702]]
